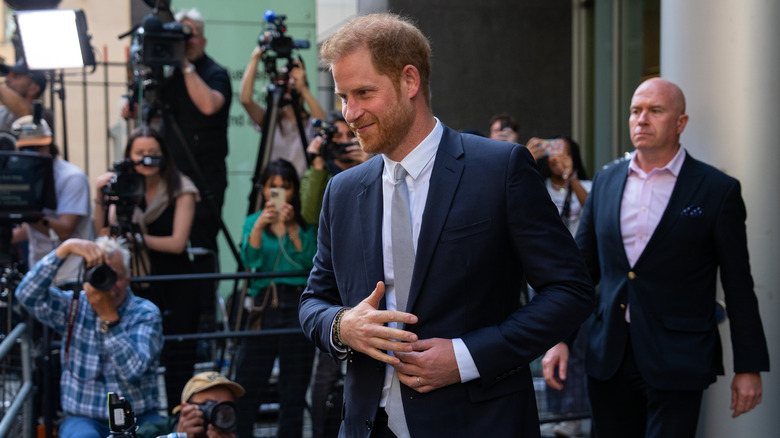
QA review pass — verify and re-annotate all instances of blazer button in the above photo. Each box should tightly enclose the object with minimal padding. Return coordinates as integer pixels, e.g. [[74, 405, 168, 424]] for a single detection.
[[366, 420, 373, 430], [628, 271, 636, 280], [620, 303, 626, 310]]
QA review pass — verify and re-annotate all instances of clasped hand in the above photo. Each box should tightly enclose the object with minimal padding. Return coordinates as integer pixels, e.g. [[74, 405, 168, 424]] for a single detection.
[[339, 281, 461, 393]]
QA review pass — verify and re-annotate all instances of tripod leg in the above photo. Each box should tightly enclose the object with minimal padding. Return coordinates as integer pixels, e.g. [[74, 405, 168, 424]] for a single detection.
[[247, 83, 285, 216]]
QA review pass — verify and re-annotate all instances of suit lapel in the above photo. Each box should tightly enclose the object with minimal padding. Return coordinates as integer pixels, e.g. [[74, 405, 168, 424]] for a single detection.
[[357, 158, 386, 303], [406, 127, 464, 313], [635, 154, 704, 266], [607, 160, 631, 267]]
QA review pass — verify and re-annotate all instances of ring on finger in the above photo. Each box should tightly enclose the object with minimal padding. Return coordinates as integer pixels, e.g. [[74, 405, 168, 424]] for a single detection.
[[416, 376, 421, 387]]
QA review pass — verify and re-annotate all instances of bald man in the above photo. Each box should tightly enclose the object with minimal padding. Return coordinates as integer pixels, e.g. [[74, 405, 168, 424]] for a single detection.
[[543, 78, 769, 438]]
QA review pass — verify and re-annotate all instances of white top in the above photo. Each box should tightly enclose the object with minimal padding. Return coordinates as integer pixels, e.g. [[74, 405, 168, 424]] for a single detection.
[[26, 158, 94, 285]]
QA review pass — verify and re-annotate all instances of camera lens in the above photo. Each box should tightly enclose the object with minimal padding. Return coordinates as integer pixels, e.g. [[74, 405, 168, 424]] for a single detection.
[[84, 264, 118, 291], [201, 401, 237, 432]]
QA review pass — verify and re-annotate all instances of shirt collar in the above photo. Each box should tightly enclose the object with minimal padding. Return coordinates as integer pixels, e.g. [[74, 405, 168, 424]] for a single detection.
[[382, 118, 443, 180], [627, 146, 687, 177]]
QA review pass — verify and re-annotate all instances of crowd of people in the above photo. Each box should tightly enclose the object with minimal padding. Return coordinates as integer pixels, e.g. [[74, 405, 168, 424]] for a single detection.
[[2, 6, 770, 438]]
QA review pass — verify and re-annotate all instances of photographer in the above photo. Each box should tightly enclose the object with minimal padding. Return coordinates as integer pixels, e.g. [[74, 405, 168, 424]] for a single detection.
[[300, 111, 370, 226], [10, 116, 93, 290], [136, 372, 245, 438], [15, 236, 163, 438], [240, 45, 326, 178], [122, 8, 231, 326], [94, 125, 200, 415], [0, 59, 52, 130]]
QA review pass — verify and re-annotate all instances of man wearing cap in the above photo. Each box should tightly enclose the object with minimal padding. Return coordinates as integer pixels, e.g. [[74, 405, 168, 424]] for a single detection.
[[136, 371, 245, 438], [10, 116, 93, 289], [0, 59, 52, 130]]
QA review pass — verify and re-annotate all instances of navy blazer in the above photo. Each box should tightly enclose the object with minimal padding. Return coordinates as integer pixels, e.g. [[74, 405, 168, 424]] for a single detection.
[[576, 152, 769, 391], [299, 125, 594, 437]]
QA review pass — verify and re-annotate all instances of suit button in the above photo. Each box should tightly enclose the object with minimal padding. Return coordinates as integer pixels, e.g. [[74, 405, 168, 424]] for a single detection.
[[620, 304, 626, 310], [366, 420, 373, 430], [628, 271, 636, 280]]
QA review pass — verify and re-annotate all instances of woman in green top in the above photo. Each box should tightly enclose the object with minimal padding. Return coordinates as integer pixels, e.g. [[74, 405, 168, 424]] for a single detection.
[[234, 159, 317, 438]]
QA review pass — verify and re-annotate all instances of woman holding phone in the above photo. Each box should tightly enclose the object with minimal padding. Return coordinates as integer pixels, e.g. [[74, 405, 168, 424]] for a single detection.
[[234, 158, 317, 438]]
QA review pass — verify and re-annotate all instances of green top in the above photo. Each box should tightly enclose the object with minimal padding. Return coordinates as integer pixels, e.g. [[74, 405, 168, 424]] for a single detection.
[[135, 415, 176, 438], [300, 166, 332, 226], [240, 210, 317, 296]]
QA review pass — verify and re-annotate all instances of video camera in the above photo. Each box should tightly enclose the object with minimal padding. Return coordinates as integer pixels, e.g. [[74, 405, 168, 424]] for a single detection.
[[121, 1, 191, 121], [258, 10, 310, 59], [131, 14, 191, 69], [0, 150, 55, 272], [107, 392, 137, 437], [99, 156, 159, 235], [257, 10, 310, 85]]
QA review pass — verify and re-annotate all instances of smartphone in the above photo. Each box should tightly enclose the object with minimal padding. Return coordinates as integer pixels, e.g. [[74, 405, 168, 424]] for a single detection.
[[269, 187, 285, 211], [540, 139, 565, 156]]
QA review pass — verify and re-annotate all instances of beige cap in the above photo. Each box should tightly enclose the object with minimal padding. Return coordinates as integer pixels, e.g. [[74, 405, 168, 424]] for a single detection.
[[172, 371, 245, 414]]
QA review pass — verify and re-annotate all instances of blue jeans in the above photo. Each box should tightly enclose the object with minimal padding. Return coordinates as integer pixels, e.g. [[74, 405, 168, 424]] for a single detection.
[[58, 411, 164, 438]]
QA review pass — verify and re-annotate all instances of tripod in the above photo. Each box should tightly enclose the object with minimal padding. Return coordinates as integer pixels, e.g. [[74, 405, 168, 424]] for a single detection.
[[246, 73, 312, 216], [231, 68, 311, 340]]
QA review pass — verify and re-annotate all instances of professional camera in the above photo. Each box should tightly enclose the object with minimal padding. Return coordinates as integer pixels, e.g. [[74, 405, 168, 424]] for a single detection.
[[313, 118, 338, 144], [102, 159, 145, 201], [107, 392, 137, 437], [83, 264, 117, 291], [133, 14, 191, 68], [121, 1, 191, 122], [0, 150, 55, 271], [198, 400, 238, 432], [101, 158, 145, 229], [257, 10, 310, 86], [257, 10, 309, 59], [312, 118, 358, 161]]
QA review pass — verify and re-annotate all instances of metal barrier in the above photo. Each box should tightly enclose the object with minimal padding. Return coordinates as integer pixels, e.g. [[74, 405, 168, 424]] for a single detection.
[[0, 322, 34, 438]]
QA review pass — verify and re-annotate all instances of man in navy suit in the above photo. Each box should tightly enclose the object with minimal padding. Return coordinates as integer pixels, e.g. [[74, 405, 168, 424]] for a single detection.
[[299, 13, 594, 438], [543, 78, 770, 437]]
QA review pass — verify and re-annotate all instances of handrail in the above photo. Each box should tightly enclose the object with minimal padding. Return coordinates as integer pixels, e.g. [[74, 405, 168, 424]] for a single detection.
[[0, 322, 33, 438]]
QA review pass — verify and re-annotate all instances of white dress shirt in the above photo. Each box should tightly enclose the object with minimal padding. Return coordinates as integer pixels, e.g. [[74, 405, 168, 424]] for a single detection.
[[377, 119, 479, 407]]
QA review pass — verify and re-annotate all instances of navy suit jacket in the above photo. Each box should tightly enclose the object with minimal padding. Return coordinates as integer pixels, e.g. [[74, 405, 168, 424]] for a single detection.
[[299, 125, 594, 437], [576, 152, 769, 391]]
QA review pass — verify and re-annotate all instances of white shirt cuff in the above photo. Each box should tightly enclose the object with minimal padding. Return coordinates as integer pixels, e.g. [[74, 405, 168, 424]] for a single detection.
[[453, 338, 480, 382]]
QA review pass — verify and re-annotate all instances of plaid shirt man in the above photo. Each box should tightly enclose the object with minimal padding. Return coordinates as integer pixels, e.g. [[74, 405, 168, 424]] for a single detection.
[[16, 250, 163, 420]]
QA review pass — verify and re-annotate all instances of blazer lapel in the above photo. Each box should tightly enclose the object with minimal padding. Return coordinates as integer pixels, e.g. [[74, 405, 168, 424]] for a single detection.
[[357, 158, 386, 303], [609, 160, 631, 267], [406, 127, 464, 313], [635, 153, 704, 266]]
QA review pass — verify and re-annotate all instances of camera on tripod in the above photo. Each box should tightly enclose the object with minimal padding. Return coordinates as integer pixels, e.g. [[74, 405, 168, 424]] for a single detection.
[[0, 150, 55, 295], [99, 158, 148, 235], [258, 10, 309, 59], [257, 10, 310, 85], [121, 2, 192, 122]]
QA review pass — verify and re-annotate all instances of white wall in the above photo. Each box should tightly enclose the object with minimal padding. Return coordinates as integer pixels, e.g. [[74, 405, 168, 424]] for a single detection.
[[661, 1, 780, 436]]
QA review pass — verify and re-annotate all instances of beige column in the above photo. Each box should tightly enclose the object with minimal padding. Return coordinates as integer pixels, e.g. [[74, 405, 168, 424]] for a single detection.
[[661, 1, 780, 436]]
